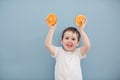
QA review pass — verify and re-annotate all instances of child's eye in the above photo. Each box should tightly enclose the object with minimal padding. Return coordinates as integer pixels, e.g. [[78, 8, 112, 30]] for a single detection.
[[65, 37, 69, 40], [72, 38, 75, 41]]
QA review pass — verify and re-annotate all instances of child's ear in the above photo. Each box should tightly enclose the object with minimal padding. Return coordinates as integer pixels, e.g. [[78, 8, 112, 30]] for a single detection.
[[60, 39, 63, 45], [76, 42, 80, 47]]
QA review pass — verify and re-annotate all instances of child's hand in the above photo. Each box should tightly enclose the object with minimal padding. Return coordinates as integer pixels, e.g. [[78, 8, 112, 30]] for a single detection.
[[47, 24, 57, 29], [78, 20, 87, 30]]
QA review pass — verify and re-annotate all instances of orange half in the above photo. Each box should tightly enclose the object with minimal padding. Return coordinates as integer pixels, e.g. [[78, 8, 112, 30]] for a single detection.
[[46, 13, 57, 26], [75, 15, 87, 27]]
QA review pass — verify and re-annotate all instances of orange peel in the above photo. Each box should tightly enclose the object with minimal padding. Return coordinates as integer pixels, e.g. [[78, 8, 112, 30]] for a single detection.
[[75, 15, 87, 27], [46, 13, 57, 26]]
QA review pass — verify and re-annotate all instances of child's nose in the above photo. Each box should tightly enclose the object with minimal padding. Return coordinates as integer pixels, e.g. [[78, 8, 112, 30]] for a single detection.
[[68, 39, 72, 42]]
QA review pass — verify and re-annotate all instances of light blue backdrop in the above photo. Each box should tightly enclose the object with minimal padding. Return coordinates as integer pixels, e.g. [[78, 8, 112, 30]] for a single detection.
[[0, 0, 120, 80]]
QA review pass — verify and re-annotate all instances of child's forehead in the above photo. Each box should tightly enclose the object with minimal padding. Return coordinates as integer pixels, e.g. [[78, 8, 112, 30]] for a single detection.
[[64, 31, 78, 36], [65, 30, 77, 33]]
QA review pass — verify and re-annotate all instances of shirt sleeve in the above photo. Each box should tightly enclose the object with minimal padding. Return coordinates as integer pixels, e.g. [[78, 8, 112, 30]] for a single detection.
[[51, 47, 59, 59], [76, 48, 86, 59]]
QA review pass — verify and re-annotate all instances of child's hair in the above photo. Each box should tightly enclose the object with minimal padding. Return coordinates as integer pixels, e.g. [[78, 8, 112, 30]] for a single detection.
[[61, 27, 81, 41]]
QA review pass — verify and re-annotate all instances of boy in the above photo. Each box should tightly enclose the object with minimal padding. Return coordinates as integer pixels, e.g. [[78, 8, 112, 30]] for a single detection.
[[45, 20, 91, 80]]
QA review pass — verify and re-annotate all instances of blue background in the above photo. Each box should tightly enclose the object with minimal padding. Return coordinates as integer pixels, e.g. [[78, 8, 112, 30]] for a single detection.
[[0, 0, 120, 80]]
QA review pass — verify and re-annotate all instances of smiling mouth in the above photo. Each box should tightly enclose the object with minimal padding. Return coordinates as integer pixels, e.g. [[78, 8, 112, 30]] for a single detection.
[[66, 44, 73, 48]]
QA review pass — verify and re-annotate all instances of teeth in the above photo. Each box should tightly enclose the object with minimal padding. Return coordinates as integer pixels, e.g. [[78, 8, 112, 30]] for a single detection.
[[66, 44, 73, 47]]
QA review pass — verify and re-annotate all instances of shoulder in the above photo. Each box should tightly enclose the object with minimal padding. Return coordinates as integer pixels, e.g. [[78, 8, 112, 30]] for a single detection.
[[52, 46, 63, 58], [75, 47, 86, 59], [55, 46, 63, 52]]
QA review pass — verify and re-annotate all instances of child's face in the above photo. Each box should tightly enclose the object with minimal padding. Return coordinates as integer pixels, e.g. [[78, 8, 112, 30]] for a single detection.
[[61, 31, 79, 51]]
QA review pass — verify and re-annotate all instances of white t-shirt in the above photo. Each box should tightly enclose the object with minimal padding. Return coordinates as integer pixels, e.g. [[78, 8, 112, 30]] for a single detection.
[[52, 47, 86, 80]]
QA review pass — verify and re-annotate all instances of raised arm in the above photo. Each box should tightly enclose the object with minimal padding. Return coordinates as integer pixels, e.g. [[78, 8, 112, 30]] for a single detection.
[[78, 21, 91, 56], [45, 25, 56, 56]]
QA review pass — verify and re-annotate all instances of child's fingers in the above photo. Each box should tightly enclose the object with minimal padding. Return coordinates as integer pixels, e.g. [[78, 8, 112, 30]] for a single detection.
[[49, 23, 57, 29]]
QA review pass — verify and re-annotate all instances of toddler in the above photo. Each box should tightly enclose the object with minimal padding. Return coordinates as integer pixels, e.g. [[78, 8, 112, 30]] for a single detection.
[[45, 20, 91, 80]]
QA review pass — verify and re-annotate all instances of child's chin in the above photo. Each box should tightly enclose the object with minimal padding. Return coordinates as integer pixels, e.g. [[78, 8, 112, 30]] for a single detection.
[[65, 48, 75, 51]]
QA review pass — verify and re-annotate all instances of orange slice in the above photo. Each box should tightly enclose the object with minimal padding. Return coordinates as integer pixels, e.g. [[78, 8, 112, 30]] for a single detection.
[[46, 13, 57, 26], [75, 15, 87, 27]]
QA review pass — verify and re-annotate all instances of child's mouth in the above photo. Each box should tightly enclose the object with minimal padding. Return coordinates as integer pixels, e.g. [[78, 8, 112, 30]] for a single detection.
[[66, 44, 73, 48]]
